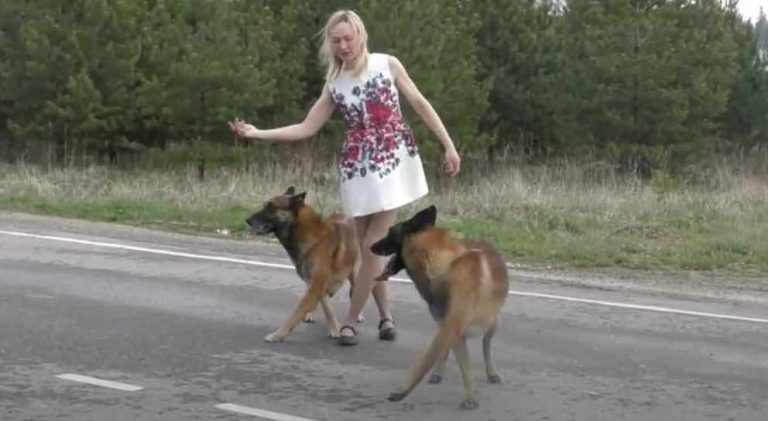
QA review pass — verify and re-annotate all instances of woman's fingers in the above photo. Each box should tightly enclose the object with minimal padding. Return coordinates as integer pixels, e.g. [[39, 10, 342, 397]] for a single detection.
[[228, 119, 248, 138], [444, 151, 461, 177], [228, 121, 238, 136]]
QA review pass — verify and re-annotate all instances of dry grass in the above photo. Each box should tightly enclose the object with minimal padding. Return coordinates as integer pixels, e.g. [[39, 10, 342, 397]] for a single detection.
[[1, 155, 767, 271]]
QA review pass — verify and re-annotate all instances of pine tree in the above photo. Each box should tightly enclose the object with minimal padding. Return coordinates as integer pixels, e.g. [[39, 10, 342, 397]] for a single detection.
[[724, 6, 768, 145], [540, 0, 741, 164], [473, 0, 559, 159]]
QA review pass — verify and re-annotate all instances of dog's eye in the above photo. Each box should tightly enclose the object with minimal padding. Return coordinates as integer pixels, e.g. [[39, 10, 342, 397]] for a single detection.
[[265, 202, 275, 211]]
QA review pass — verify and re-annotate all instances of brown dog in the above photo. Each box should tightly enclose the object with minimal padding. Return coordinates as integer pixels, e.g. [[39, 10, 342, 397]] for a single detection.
[[371, 205, 509, 409], [246, 187, 360, 343]]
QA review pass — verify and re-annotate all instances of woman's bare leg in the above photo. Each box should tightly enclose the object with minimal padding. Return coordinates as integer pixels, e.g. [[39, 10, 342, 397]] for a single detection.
[[341, 209, 398, 334], [354, 249, 394, 328], [372, 278, 391, 321], [351, 215, 371, 323]]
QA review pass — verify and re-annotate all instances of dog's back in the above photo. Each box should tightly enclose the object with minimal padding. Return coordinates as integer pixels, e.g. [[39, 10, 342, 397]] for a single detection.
[[403, 229, 508, 326], [442, 241, 509, 336], [291, 210, 360, 294]]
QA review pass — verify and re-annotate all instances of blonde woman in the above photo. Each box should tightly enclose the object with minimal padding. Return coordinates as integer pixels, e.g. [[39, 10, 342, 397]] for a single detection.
[[230, 10, 460, 346]]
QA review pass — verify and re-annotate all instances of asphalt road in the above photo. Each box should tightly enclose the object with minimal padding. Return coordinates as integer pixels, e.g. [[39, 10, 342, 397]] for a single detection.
[[1, 212, 767, 421]]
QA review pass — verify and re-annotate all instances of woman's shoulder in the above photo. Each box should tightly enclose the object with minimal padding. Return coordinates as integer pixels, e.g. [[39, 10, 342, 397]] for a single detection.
[[370, 53, 403, 72], [368, 53, 397, 64], [370, 52, 388, 60]]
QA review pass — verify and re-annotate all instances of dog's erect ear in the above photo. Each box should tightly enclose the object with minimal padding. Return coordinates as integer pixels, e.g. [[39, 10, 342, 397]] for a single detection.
[[405, 205, 437, 232], [284, 186, 296, 195], [289, 192, 306, 209]]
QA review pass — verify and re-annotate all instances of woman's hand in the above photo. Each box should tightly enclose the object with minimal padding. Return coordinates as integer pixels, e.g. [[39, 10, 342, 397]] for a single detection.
[[228, 118, 260, 140], [443, 146, 461, 177]]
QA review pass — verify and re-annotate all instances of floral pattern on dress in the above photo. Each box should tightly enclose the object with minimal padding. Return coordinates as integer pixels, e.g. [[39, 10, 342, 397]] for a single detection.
[[332, 72, 418, 181]]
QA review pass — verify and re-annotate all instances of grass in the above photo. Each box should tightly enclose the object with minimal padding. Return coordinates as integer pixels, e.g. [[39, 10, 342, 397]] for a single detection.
[[1, 156, 767, 273]]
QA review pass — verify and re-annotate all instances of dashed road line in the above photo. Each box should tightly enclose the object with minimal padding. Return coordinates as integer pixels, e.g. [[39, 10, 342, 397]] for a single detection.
[[215, 403, 315, 421], [56, 373, 143, 392]]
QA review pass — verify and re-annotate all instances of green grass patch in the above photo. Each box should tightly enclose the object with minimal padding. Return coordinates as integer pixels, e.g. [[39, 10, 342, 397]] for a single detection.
[[0, 193, 252, 235]]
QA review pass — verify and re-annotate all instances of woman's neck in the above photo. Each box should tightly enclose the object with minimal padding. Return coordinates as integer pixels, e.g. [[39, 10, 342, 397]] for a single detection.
[[342, 53, 366, 70]]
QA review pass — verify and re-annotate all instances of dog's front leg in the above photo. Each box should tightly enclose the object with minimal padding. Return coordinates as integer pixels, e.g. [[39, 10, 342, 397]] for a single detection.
[[265, 279, 325, 343]]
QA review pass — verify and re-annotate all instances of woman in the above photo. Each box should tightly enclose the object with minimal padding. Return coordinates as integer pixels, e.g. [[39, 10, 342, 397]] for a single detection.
[[229, 10, 460, 346]]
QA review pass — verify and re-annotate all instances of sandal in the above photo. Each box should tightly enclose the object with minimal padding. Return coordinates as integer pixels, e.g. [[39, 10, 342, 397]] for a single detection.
[[337, 325, 359, 346], [378, 318, 396, 341]]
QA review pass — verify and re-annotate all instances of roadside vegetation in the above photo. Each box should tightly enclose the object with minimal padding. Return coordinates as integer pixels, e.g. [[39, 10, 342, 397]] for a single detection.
[[2, 148, 766, 273]]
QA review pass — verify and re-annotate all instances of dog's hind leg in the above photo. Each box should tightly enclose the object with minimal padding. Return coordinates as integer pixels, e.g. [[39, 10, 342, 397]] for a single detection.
[[482, 320, 502, 384], [428, 349, 450, 384], [319, 295, 340, 339], [265, 279, 325, 343], [388, 314, 462, 403], [452, 336, 478, 410], [303, 312, 316, 323]]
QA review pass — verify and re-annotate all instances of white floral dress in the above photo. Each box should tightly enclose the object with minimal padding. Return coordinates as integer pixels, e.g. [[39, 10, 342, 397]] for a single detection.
[[330, 53, 429, 217]]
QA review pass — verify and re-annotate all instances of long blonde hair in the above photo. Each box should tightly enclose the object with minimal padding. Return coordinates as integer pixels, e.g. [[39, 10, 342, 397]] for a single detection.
[[319, 10, 370, 84]]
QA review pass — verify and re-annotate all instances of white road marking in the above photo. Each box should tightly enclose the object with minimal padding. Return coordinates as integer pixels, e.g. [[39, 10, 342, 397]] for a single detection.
[[3, 229, 768, 325], [216, 403, 315, 421], [56, 373, 143, 392], [508, 291, 768, 324], [0, 230, 291, 269]]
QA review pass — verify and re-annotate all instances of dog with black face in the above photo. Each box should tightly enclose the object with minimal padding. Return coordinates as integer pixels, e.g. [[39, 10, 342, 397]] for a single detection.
[[371, 205, 509, 409], [246, 187, 360, 343]]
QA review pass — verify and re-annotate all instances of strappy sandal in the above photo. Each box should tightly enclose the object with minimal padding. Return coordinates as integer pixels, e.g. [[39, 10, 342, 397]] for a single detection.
[[337, 324, 359, 346], [378, 318, 396, 341]]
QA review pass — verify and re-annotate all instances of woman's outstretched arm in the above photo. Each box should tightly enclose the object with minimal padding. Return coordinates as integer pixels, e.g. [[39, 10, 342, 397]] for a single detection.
[[229, 87, 335, 142]]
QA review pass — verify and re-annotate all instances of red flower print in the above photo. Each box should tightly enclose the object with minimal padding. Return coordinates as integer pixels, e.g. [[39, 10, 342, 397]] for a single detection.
[[347, 144, 360, 162], [366, 100, 392, 125], [331, 72, 420, 181]]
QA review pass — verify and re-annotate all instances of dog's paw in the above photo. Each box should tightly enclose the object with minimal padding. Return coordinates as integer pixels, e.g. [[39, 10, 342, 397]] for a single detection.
[[327, 330, 340, 339], [487, 373, 502, 384], [264, 332, 284, 343], [303, 313, 316, 323], [459, 398, 479, 410], [388, 391, 407, 402], [428, 373, 443, 384]]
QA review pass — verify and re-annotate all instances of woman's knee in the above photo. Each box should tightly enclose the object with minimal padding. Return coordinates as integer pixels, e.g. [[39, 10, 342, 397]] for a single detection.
[[354, 210, 396, 256]]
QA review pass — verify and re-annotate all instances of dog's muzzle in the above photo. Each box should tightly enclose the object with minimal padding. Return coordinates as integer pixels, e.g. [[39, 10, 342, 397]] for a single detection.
[[246, 217, 273, 235]]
